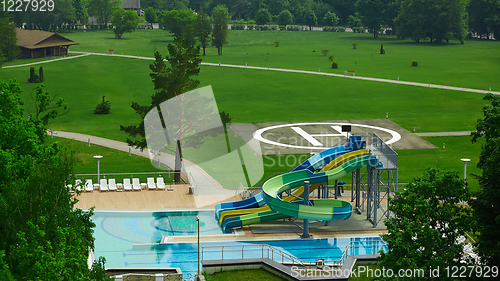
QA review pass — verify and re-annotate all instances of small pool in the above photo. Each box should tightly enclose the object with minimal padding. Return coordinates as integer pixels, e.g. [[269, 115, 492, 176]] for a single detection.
[[92, 211, 385, 281]]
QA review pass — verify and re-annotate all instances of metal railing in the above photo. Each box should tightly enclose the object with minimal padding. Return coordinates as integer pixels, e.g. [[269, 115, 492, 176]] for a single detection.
[[324, 240, 388, 267], [201, 244, 305, 267], [201, 240, 388, 269]]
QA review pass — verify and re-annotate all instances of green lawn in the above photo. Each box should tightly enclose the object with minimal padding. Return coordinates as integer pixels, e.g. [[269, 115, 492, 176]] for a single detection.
[[46, 136, 174, 184], [62, 29, 500, 91], [203, 269, 286, 281]]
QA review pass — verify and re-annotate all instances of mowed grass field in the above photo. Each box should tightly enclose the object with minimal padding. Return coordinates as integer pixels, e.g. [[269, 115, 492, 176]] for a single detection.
[[1, 29, 496, 190]]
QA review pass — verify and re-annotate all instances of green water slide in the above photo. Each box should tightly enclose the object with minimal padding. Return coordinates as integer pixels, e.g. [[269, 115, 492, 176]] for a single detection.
[[262, 155, 381, 221]]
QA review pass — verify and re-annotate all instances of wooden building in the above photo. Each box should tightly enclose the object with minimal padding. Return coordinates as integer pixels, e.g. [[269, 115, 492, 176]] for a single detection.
[[16, 28, 79, 59]]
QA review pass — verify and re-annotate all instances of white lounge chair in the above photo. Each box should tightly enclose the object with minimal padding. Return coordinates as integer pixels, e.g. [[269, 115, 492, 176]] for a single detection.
[[99, 179, 108, 192], [132, 178, 141, 191], [147, 177, 156, 190], [85, 179, 94, 192], [123, 178, 132, 191], [72, 179, 82, 192], [108, 179, 117, 191], [156, 177, 165, 190]]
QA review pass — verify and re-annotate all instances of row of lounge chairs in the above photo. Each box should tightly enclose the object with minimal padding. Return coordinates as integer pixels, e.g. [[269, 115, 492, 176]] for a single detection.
[[70, 177, 168, 192]]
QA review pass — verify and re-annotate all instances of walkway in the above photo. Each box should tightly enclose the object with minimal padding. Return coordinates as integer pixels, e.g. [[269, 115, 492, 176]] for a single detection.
[[50, 130, 238, 208], [4, 51, 499, 96]]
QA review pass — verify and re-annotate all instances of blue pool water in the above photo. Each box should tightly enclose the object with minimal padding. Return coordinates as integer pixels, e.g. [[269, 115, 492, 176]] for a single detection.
[[92, 211, 385, 280]]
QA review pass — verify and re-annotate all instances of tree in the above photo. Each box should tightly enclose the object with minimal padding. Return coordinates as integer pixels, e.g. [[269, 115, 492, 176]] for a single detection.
[[212, 5, 229, 55], [194, 11, 212, 56], [88, 0, 121, 28], [111, 8, 139, 38], [0, 17, 19, 65], [323, 10, 339, 26], [347, 12, 363, 28], [0, 78, 108, 280], [73, 0, 89, 25], [356, 0, 384, 37], [468, 0, 500, 39], [23, 0, 76, 31], [278, 9, 293, 28], [378, 167, 473, 280], [395, 0, 468, 43], [255, 8, 272, 25], [471, 93, 500, 266], [304, 9, 317, 30], [120, 37, 201, 183], [160, 9, 196, 38], [145, 6, 158, 24]]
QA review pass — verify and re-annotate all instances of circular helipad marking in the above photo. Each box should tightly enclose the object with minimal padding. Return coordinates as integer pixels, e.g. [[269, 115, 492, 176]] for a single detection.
[[252, 122, 402, 150]]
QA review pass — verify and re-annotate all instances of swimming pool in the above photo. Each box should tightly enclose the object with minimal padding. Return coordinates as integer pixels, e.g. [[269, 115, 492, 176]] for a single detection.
[[92, 211, 385, 280]]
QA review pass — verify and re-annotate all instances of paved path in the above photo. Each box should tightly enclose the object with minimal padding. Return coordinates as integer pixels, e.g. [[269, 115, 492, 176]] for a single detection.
[[4, 51, 499, 96], [416, 131, 473, 137], [49, 130, 237, 207]]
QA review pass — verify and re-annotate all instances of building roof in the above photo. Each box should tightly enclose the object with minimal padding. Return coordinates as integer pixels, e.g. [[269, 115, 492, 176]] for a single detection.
[[120, 0, 140, 9], [16, 28, 79, 49]]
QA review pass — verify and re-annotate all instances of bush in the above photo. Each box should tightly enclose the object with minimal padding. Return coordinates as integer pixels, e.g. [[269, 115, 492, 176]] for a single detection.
[[230, 24, 245, 30], [380, 44, 385, 55], [322, 26, 345, 32], [329, 55, 334, 61], [321, 50, 329, 56], [271, 26, 277, 30], [332, 61, 338, 69], [38, 66, 44, 82], [352, 27, 366, 33], [28, 67, 39, 83], [412, 60, 418, 67], [279, 25, 285, 31], [94, 96, 111, 114], [274, 41, 279, 47], [247, 25, 254, 30], [352, 42, 357, 49], [287, 26, 300, 31], [385, 29, 396, 35]]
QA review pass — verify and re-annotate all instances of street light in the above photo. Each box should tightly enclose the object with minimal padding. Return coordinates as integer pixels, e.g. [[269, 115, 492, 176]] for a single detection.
[[196, 215, 200, 281], [93, 155, 103, 182], [461, 158, 470, 207]]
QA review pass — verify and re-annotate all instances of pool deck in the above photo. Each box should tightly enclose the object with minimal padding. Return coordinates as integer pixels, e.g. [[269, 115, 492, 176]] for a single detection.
[[74, 184, 242, 209]]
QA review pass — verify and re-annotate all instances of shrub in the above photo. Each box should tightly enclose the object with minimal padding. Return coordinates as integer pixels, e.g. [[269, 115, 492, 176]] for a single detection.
[[352, 42, 357, 49], [312, 50, 316, 52], [271, 26, 277, 30], [274, 41, 279, 47], [94, 96, 111, 114], [230, 24, 245, 30], [28, 67, 39, 83], [287, 26, 300, 31], [412, 60, 418, 67], [38, 66, 44, 82], [380, 44, 385, 55], [332, 61, 338, 69], [328, 55, 333, 61], [321, 50, 329, 56], [352, 27, 365, 33], [279, 25, 285, 31], [247, 25, 254, 30]]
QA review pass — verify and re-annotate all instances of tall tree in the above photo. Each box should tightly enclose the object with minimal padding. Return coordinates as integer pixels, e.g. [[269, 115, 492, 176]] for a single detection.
[[323, 10, 339, 26], [255, 8, 272, 25], [278, 9, 293, 28], [0, 78, 109, 280], [395, 0, 468, 43], [304, 9, 317, 30], [160, 9, 196, 38], [194, 11, 212, 55], [468, 0, 500, 39], [144, 6, 158, 24], [120, 37, 201, 183], [73, 0, 89, 25], [471, 93, 500, 266], [378, 167, 473, 280], [212, 5, 229, 55], [0, 17, 19, 65], [88, 0, 121, 28], [111, 8, 139, 38]]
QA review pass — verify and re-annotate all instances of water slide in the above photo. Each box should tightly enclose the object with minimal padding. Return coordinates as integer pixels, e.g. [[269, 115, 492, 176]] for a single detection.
[[215, 136, 366, 219], [219, 149, 371, 232]]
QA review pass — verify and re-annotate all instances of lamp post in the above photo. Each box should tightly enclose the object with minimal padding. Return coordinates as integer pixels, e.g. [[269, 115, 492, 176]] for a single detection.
[[93, 155, 103, 182], [196, 215, 200, 280], [461, 158, 470, 207]]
